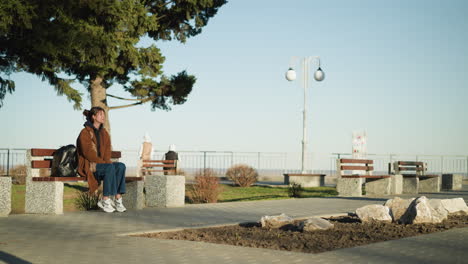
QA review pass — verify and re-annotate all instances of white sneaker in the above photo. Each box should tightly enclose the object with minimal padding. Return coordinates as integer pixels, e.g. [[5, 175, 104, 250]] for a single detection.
[[97, 198, 115, 213], [113, 197, 127, 213]]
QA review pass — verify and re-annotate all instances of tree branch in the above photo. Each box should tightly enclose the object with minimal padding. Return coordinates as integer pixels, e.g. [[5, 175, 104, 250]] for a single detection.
[[107, 93, 141, 101], [108, 96, 155, 110]]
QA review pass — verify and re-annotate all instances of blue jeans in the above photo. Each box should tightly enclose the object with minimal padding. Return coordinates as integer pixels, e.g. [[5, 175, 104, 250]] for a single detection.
[[94, 162, 126, 196]]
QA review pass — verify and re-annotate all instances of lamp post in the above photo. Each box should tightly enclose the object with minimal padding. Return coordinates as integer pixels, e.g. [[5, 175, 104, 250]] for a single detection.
[[285, 56, 325, 174]]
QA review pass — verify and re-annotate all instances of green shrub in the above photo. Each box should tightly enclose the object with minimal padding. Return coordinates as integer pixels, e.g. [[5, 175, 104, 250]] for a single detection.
[[288, 183, 303, 198], [225, 164, 258, 187], [75, 191, 102, 210]]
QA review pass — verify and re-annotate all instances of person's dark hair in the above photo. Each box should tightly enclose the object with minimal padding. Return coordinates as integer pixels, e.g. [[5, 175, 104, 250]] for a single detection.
[[83, 106, 105, 123]]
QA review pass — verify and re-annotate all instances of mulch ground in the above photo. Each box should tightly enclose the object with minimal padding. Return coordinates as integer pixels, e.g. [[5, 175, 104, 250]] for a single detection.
[[136, 215, 468, 254]]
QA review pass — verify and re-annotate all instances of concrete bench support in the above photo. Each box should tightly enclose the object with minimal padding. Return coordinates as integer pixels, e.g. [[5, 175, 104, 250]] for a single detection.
[[402, 176, 419, 194], [145, 175, 185, 207], [366, 178, 391, 195], [123, 180, 145, 210], [441, 174, 463, 190], [283, 174, 325, 187], [419, 176, 441, 193], [389, 174, 403, 195], [25, 178, 64, 214], [336, 178, 364, 197], [0, 177, 12, 217]]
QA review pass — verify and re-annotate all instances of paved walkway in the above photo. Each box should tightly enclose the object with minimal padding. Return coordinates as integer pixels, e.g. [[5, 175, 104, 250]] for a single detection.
[[1, 187, 467, 264]]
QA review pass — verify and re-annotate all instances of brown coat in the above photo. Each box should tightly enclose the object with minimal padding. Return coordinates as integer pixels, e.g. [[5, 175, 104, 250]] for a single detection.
[[76, 125, 112, 193]]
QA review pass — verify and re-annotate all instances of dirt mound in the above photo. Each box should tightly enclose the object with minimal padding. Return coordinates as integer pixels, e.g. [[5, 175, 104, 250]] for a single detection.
[[137, 215, 468, 254]]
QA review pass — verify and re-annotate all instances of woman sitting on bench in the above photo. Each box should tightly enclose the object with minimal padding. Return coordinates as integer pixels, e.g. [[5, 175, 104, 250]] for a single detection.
[[76, 106, 127, 213]]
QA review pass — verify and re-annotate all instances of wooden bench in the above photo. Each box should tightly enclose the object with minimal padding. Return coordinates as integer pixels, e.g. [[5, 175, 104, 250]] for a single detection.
[[392, 161, 440, 193], [283, 173, 326, 187], [138, 159, 177, 176], [25, 148, 144, 214], [336, 159, 399, 197]]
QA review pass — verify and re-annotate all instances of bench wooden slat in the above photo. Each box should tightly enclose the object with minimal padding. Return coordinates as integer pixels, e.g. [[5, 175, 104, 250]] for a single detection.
[[32, 177, 84, 182], [31, 148, 121, 159], [398, 161, 423, 166], [340, 159, 373, 164], [143, 160, 175, 163], [32, 176, 143, 182], [283, 174, 326, 177], [398, 167, 424, 171], [142, 164, 176, 168], [340, 165, 374, 171], [32, 160, 52, 168], [143, 169, 176, 172]]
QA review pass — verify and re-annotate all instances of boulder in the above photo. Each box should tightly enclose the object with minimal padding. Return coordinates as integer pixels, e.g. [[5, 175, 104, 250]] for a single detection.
[[400, 196, 447, 224], [440, 198, 468, 215], [355, 204, 392, 223], [260, 213, 294, 229], [384, 197, 415, 222], [299, 217, 334, 232], [428, 199, 449, 220]]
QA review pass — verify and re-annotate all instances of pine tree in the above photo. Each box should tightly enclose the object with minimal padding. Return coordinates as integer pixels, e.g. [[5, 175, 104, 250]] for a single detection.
[[0, 0, 227, 131]]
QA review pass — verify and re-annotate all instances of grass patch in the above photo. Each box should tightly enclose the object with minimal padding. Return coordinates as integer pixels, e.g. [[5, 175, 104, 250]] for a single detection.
[[11, 184, 25, 214], [217, 184, 337, 203]]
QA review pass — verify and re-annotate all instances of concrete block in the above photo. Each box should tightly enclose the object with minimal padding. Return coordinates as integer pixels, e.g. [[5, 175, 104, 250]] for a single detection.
[[365, 177, 391, 195], [419, 176, 441, 193], [25, 178, 64, 214], [441, 174, 463, 190], [402, 176, 419, 194], [0, 177, 12, 217], [145, 175, 185, 207], [284, 174, 325, 187], [390, 174, 403, 195], [336, 178, 363, 197], [123, 180, 145, 210]]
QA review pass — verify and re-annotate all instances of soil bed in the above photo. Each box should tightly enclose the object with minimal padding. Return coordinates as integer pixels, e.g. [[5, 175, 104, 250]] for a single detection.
[[137, 215, 468, 254]]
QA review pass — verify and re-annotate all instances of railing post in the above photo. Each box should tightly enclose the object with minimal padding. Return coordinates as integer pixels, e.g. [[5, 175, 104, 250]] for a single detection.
[[203, 151, 207, 170], [441, 155, 444, 174], [6, 149, 10, 177], [257, 152, 261, 170], [466, 156, 468, 179]]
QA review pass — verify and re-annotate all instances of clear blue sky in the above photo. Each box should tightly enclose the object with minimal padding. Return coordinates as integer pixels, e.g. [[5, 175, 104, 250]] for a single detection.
[[1, 0, 467, 156]]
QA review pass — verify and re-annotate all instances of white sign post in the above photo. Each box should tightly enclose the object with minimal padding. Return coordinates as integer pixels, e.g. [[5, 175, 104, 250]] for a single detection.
[[352, 131, 367, 159]]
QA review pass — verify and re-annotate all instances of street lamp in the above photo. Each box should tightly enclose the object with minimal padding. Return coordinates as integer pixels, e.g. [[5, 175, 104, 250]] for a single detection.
[[285, 56, 325, 174]]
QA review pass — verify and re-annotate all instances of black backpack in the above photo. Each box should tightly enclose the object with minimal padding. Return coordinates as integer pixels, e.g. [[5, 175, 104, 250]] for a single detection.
[[51, 144, 78, 177]]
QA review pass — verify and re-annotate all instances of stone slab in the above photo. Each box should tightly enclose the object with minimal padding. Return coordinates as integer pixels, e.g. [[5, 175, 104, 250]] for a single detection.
[[336, 178, 363, 197], [283, 174, 325, 187], [145, 175, 185, 207], [365, 177, 391, 195], [0, 177, 12, 217], [402, 176, 419, 194], [25, 178, 64, 214], [124, 180, 145, 210], [419, 176, 440, 193], [390, 174, 403, 195]]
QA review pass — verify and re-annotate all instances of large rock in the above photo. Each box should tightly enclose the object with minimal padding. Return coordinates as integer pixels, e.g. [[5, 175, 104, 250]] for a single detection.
[[439, 198, 468, 215], [355, 204, 392, 223], [400, 196, 447, 224], [299, 217, 334, 232], [260, 213, 294, 229], [384, 197, 415, 222], [428, 199, 449, 220]]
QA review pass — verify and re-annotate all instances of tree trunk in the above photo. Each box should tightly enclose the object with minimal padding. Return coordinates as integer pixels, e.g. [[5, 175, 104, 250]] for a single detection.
[[90, 76, 111, 136]]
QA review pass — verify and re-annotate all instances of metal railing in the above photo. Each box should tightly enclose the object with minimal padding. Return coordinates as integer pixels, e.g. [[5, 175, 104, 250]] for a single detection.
[[1, 148, 467, 179]]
